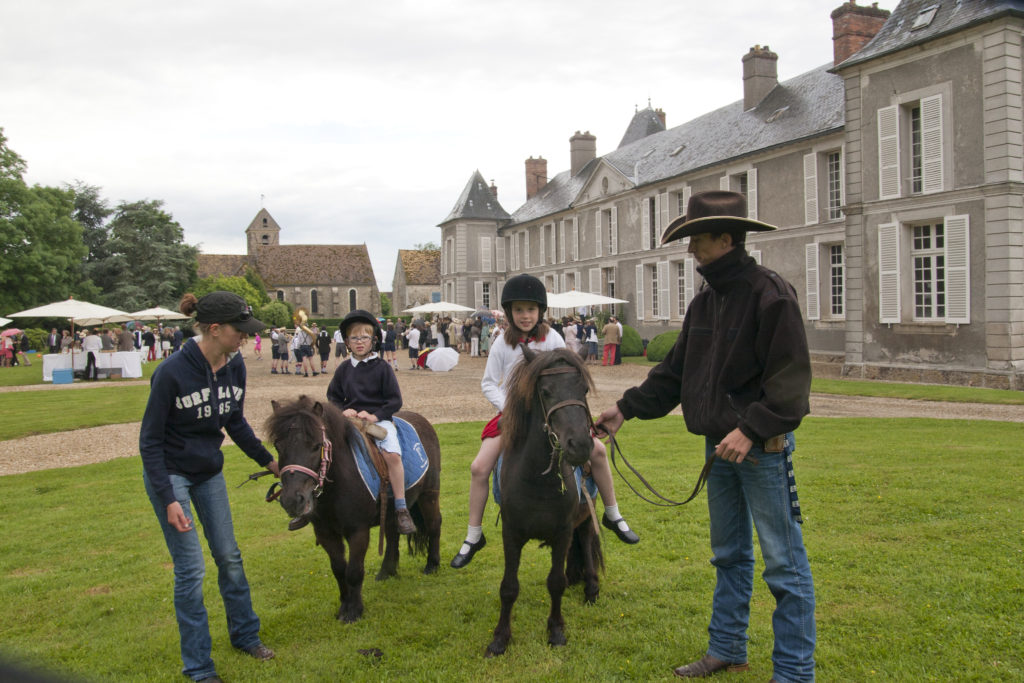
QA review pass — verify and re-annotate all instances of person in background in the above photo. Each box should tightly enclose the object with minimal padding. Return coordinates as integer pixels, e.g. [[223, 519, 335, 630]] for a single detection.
[[583, 318, 599, 364], [252, 331, 262, 360], [143, 327, 157, 361], [596, 191, 815, 682], [60, 329, 74, 354], [381, 320, 398, 371], [118, 324, 135, 352], [82, 328, 103, 380], [47, 328, 60, 355], [601, 316, 620, 366], [101, 328, 116, 352], [276, 328, 291, 374], [140, 291, 279, 682], [405, 321, 421, 370], [316, 326, 332, 374], [172, 326, 184, 354]]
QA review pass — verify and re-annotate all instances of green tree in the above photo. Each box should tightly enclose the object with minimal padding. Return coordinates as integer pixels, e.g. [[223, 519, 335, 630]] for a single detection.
[[0, 129, 92, 312], [380, 292, 392, 316], [85, 199, 198, 311], [414, 241, 439, 251], [68, 181, 112, 262], [258, 301, 292, 328], [243, 266, 271, 306], [193, 275, 265, 310]]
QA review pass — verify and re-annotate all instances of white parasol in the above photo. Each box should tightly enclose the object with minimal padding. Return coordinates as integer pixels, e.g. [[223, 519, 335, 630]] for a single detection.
[[7, 298, 132, 368], [0, 317, 12, 327], [424, 346, 459, 372], [545, 290, 629, 309], [130, 306, 190, 321], [402, 301, 476, 314]]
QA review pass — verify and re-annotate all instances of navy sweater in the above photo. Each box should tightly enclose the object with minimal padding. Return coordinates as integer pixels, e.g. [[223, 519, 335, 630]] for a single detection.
[[140, 338, 273, 507], [326, 356, 402, 422]]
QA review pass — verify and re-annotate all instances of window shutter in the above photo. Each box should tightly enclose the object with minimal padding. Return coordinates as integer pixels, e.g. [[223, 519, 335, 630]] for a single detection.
[[659, 192, 670, 241], [720, 175, 729, 191], [878, 222, 901, 323], [944, 214, 970, 323], [474, 280, 484, 308], [496, 236, 506, 272], [803, 153, 818, 225], [589, 267, 600, 294], [560, 273, 567, 292], [610, 207, 618, 255], [747, 169, 758, 220], [682, 185, 692, 215], [641, 198, 651, 251], [750, 250, 762, 265], [559, 221, 566, 263], [657, 261, 670, 319], [481, 236, 492, 273], [839, 144, 846, 209], [684, 257, 695, 308], [538, 226, 545, 266], [878, 105, 900, 199], [805, 243, 820, 321], [635, 264, 645, 321], [523, 231, 530, 268], [594, 211, 602, 257], [921, 94, 944, 194], [571, 217, 579, 261], [440, 243, 446, 276]]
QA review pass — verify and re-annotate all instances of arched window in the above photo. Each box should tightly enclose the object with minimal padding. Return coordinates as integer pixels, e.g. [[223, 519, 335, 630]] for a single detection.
[[310, 289, 319, 314], [276, 290, 284, 302], [348, 289, 357, 311], [261, 234, 269, 244]]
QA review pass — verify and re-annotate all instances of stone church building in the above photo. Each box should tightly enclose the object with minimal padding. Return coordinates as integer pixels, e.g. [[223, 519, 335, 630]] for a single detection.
[[196, 209, 381, 317], [440, 0, 1024, 389]]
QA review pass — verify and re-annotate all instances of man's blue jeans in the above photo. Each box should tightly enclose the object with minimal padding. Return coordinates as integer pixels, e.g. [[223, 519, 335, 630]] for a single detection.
[[703, 434, 816, 683], [144, 471, 262, 681]]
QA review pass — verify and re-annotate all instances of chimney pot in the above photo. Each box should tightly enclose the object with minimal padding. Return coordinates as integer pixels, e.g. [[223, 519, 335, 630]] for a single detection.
[[524, 156, 548, 200], [831, 0, 890, 66], [742, 45, 779, 110]]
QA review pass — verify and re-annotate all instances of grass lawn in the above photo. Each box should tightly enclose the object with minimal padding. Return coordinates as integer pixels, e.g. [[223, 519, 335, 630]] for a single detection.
[[0, 417, 1021, 681]]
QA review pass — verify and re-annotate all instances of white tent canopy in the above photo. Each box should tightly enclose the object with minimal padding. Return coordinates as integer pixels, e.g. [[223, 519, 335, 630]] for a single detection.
[[8, 298, 131, 324], [402, 301, 475, 314], [131, 307, 189, 321], [0, 317, 12, 327], [545, 290, 628, 309]]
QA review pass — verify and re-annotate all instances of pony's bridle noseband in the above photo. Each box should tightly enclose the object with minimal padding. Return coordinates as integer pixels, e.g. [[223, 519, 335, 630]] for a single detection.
[[278, 423, 333, 498], [536, 365, 592, 476]]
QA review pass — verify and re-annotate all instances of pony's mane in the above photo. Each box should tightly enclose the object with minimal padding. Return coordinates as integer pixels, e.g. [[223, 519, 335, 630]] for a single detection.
[[265, 395, 352, 452], [501, 348, 594, 452]]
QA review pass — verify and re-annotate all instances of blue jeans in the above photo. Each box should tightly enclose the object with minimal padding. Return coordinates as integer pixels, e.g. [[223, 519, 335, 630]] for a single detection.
[[144, 471, 262, 681], [703, 434, 816, 683]]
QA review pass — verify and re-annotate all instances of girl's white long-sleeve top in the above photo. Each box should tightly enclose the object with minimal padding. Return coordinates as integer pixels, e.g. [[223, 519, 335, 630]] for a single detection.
[[481, 332, 565, 413]]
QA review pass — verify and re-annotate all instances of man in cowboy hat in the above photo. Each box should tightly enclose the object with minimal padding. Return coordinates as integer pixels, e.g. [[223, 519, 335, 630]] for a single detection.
[[597, 191, 815, 682]]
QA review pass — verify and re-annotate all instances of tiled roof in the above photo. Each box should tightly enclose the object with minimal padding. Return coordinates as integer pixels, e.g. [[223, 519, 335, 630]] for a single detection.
[[440, 170, 511, 224], [253, 244, 376, 287], [509, 63, 844, 226], [399, 249, 440, 285], [836, 0, 1024, 69], [618, 107, 667, 148], [196, 254, 249, 279]]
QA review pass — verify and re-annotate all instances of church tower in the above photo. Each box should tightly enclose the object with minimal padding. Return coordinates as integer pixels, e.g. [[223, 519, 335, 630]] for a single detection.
[[245, 208, 281, 255]]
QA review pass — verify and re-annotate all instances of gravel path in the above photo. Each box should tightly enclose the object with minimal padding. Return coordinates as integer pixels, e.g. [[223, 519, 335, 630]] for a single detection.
[[1, 353, 1020, 475]]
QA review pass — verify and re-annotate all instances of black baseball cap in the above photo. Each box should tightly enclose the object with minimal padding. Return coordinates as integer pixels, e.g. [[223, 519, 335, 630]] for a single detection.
[[195, 291, 266, 334]]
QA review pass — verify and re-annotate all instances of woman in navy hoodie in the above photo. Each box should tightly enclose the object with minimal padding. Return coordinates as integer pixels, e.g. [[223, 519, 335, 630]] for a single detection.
[[140, 291, 279, 683]]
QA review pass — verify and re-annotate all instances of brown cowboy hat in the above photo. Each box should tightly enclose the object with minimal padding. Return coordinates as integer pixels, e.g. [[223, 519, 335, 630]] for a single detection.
[[661, 190, 776, 245]]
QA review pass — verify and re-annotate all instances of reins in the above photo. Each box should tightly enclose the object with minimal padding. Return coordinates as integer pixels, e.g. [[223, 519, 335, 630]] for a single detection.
[[261, 421, 334, 503]]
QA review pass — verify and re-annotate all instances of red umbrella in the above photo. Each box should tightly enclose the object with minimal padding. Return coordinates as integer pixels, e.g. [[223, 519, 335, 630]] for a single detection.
[[416, 348, 432, 368], [0, 328, 23, 337]]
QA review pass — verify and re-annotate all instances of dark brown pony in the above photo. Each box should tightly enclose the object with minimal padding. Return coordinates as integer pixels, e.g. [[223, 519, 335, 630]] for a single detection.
[[486, 347, 603, 657], [266, 395, 441, 623]]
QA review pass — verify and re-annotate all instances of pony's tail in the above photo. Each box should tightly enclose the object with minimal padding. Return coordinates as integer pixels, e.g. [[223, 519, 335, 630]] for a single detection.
[[405, 505, 429, 556], [566, 523, 604, 585]]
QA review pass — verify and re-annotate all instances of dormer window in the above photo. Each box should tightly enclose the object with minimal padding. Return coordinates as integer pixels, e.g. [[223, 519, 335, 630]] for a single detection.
[[911, 5, 938, 30]]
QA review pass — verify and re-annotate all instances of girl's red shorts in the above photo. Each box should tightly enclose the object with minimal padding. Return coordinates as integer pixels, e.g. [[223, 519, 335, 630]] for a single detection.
[[481, 413, 502, 440]]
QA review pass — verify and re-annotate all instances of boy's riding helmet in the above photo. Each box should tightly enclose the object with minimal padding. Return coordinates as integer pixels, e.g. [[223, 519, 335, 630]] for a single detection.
[[501, 273, 547, 315], [339, 309, 383, 349]]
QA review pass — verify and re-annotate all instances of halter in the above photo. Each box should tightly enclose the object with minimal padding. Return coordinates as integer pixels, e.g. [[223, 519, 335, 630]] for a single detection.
[[535, 365, 592, 476], [278, 422, 333, 497]]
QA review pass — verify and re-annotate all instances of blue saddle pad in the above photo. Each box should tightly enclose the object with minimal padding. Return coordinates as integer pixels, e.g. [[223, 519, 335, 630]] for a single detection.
[[492, 456, 596, 506], [351, 416, 430, 501]]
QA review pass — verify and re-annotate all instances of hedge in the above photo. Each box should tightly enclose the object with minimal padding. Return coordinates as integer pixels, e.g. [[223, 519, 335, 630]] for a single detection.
[[645, 330, 681, 363], [620, 324, 643, 356]]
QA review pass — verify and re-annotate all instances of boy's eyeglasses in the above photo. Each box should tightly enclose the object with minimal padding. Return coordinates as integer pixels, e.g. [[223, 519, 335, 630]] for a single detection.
[[348, 335, 373, 343]]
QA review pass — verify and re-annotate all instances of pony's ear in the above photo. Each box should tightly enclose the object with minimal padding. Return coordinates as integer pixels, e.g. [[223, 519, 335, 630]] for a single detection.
[[271, 399, 282, 413], [311, 401, 325, 418], [521, 343, 536, 363]]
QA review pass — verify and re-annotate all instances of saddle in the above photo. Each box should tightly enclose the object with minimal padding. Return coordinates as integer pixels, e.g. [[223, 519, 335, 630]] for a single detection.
[[353, 419, 391, 553]]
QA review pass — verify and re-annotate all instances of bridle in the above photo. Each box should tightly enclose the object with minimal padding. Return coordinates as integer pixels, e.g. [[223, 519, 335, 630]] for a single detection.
[[267, 421, 333, 501], [534, 364, 592, 476]]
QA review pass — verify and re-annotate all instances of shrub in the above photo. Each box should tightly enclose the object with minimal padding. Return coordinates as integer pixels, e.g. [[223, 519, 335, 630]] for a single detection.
[[645, 330, 680, 362], [620, 324, 643, 356]]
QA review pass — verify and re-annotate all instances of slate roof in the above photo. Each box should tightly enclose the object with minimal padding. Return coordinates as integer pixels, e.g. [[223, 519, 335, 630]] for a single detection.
[[399, 249, 441, 285], [509, 63, 844, 226], [440, 170, 511, 225], [196, 254, 249, 279], [618, 107, 667, 148], [836, 0, 1024, 69], [252, 244, 376, 287]]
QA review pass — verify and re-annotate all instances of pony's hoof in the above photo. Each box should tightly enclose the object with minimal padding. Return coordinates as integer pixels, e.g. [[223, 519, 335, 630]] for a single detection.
[[422, 563, 439, 575], [548, 631, 567, 647], [337, 605, 364, 623], [485, 642, 507, 658], [375, 570, 396, 582]]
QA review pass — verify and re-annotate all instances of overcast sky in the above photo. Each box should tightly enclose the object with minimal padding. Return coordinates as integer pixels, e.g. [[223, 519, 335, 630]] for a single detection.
[[1, 0, 894, 293]]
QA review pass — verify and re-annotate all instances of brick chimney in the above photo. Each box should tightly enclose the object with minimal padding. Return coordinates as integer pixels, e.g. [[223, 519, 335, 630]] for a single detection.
[[832, 1, 890, 66], [742, 45, 778, 110], [489, 180, 498, 199], [569, 130, 597, 176], [525, 156, 548, 200]]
